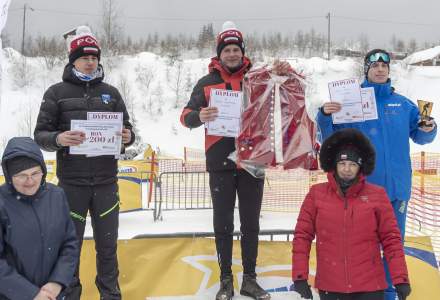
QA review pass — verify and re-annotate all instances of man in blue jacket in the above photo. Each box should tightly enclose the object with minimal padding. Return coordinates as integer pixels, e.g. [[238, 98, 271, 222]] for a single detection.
[[0, 137, 78, 300], [316, 49, 436, 300]]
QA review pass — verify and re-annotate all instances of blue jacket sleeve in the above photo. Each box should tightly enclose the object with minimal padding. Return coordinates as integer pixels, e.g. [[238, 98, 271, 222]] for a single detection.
[[48, 191, 79, 288], [316, 109, 336, 143], [408, 101, 437, 145], [0, 204, 40, 299]]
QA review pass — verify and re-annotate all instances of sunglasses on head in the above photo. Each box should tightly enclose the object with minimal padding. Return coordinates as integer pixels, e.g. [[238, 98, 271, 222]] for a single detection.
[[367, 52, 390, 63]]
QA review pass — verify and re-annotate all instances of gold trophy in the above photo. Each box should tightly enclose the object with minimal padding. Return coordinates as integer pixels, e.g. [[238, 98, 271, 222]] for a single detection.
[[417, 100, 434, 127]]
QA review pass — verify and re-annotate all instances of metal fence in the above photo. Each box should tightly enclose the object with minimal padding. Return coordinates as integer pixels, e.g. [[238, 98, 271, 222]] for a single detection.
[[153, 171, 211, 220], [152, 151, 440, 264]]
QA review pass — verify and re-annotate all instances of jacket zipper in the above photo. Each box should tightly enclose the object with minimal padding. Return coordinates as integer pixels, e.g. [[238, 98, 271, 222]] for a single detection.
[[85, 82, 91, 109], [343, 194, 349, 291], [84, 82, 94, 184]]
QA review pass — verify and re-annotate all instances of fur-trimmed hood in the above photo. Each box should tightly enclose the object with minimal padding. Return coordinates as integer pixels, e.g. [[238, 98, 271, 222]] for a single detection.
[[319, 128, 376, 175]]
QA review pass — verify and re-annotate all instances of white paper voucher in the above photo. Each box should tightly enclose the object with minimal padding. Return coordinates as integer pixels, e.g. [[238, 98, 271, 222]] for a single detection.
[[70, 112, 123, 155], [328, 78, 364, 124], [207, 89, 242, 137]]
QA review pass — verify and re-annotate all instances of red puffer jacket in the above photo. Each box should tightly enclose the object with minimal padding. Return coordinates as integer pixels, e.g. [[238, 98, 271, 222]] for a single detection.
[[292, 173, 409, 293]]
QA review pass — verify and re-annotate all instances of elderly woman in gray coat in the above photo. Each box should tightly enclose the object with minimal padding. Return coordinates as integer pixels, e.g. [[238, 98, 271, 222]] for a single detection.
[[0, 137, 78, 300]]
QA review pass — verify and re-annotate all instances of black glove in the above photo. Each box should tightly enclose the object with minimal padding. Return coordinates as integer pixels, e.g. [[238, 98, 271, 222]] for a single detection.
[[294, 280, 313, 299], [395, 283, 411, 300]]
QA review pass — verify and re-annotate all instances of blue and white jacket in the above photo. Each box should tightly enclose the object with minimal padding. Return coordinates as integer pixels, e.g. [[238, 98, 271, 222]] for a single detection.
[[317, 79, 437, 202]]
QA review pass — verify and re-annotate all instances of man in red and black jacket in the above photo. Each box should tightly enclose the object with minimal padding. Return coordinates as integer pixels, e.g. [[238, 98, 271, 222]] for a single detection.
[[180, 21, 272, 300]]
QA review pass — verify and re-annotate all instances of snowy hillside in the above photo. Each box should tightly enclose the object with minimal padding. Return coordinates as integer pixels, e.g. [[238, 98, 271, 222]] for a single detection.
[[0, 48, 438, 159]]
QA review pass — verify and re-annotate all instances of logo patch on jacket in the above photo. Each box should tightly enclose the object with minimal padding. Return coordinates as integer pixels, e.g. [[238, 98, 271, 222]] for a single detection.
[[387, 103, 401, 107], [101, 94, 111, 104]]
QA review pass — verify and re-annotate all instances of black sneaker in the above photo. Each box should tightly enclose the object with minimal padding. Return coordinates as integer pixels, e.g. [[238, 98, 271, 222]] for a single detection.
[[240, 274, 271, 299], [216, 275, 234, 300]]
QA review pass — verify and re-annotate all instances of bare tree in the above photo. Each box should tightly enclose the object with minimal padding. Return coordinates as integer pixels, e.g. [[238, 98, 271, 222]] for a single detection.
[[1, 32, 11, 48], [115, 75, 144, 160], [407, 38, 417, 53], [395, 39, 406, 52], [34, 35, 65, 70], [0, 136, 8, 155], [18, 97, 39, 137], [184, 69, 193, 96], [136, 65, 155, 91], [295, 31, 306, 57], [150, 83, 164, 117], [10, 56, 35, 89], [168, 61, 185, 108], [359, 33, 370, 54], [390, 34, 397, 51], [266, 33, 282, 58], [196, 23, 215, 57], [135, 63, 155, 112], [160, 34, 182, 66], [100, 0, 124, 55], [117, 75, 135, 125]]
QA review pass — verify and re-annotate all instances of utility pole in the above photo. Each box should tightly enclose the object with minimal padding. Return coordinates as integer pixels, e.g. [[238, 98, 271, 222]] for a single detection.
[[326, 12, 331, 60], [21, 4, 34, 56]]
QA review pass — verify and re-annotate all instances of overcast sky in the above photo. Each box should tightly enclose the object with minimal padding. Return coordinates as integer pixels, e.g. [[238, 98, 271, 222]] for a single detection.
[[4, 0, 440, 50]]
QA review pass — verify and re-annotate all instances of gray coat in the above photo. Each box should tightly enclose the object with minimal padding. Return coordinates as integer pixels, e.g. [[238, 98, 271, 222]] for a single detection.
[[0, 137, 78, 300]]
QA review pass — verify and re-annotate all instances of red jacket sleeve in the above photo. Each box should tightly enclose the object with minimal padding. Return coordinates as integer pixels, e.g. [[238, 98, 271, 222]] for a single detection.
[[376, 190, 410, 285], [292, 189, 317, 281]]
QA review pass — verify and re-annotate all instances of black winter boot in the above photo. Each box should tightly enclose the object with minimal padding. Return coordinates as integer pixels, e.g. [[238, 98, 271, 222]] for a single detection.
[[240, 274, 271, 299], [215, 274, 234, 300]]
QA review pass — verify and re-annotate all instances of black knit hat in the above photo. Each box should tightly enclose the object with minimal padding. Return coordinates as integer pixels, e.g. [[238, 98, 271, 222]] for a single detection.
[[6, 156, 40, 177], [335, 147, 362, 166], [364, 48, 390, 77], [319, 128, 376, 175]]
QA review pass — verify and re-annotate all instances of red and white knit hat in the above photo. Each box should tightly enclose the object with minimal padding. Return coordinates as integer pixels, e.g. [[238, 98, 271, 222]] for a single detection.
[[216, 21, 245, 57], [63, 25, 101, 63]]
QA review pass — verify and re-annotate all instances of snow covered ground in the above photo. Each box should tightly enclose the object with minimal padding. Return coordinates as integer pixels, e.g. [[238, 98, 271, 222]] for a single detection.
[[84, 209, 298, 239]]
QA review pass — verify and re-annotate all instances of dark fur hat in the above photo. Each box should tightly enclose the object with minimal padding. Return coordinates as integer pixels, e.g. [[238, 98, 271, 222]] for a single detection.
[[319, 128, 376, 175]]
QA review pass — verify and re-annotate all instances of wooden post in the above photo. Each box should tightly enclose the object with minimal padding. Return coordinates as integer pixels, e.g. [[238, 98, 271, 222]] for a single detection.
[[147, 151, 156, 207]]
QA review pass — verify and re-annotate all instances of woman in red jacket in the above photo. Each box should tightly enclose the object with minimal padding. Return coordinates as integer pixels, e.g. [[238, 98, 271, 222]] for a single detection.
[[292, 128, 411, 300]]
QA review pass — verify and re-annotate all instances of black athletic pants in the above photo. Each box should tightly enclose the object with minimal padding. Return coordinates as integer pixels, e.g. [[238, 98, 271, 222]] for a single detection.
[[319, 290, 385, 300], [59, 182, 121, 300], [209, 169, 264, 278]]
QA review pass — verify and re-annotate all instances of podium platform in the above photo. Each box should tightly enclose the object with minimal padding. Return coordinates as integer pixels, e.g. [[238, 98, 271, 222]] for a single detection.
[[148, 291, 306, 299]]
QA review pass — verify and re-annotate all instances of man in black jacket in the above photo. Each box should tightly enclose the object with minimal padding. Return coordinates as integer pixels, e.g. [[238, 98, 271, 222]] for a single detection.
[[0, 137, 78, 300], [180, 21, 283, 300], [34, 26, 134, 300]]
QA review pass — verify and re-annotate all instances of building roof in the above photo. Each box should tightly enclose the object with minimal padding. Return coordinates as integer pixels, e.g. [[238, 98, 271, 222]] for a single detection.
[[404, 46, 440, 65]]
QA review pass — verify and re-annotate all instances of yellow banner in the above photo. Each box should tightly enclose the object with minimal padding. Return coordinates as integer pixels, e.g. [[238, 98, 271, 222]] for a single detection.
[[0, 160, 153, 211], [79, 236, 440, 299]]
